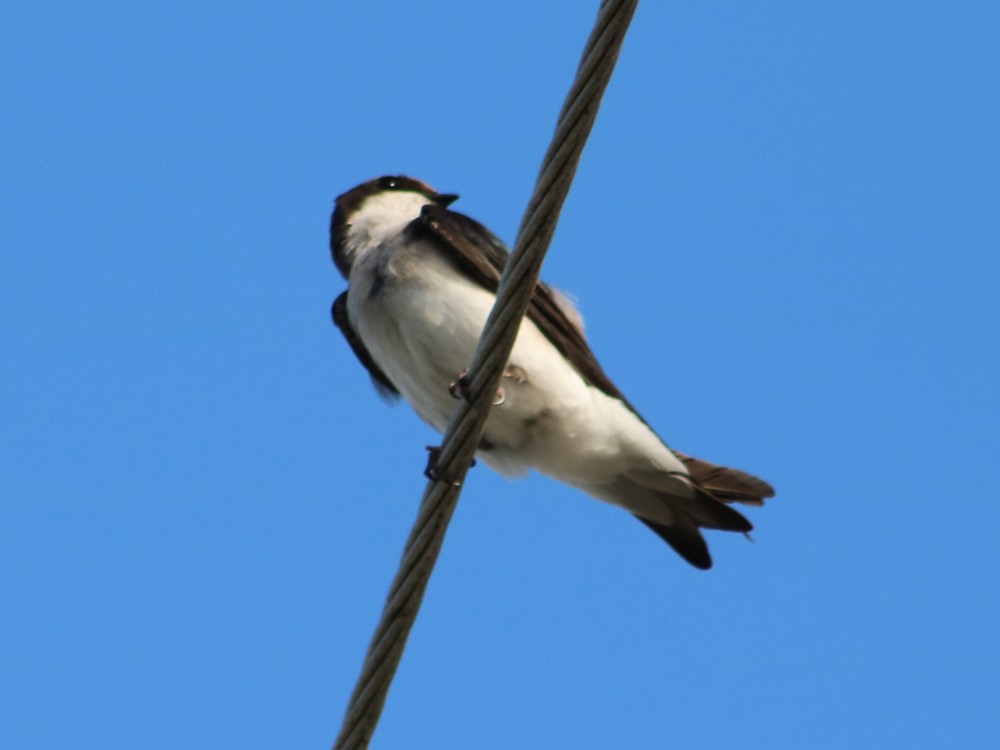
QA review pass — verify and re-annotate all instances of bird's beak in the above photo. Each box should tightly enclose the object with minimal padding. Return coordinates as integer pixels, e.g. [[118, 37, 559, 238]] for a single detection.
[[432, 192, 459, 207]]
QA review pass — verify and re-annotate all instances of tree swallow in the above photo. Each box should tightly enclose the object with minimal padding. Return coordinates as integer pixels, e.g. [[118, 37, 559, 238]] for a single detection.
[[330, 175, 774, 569]]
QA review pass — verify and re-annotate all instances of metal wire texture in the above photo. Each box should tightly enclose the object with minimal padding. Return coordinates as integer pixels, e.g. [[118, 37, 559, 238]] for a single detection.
[[332, 2, 639, 747]]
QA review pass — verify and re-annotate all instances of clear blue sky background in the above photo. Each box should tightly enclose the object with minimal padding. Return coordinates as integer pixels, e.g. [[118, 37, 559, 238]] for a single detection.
[[3, 2, 998, 748]]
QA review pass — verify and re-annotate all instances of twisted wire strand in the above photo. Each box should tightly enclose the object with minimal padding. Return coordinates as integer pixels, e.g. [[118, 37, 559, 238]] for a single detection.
[[333, 2, 639, 747]]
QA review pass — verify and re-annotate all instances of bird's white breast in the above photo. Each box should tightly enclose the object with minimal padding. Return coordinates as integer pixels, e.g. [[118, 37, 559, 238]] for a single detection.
[[347, 229, 682, 484]]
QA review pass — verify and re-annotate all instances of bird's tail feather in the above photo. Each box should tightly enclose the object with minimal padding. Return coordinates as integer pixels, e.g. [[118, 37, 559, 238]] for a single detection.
[[627, 455, 773, 569], [636, 514, 715, 570], [674, 451, 775, 506]]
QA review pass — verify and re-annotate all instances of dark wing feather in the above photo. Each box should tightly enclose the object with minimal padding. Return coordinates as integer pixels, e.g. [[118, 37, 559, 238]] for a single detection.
[[674, 451, 775, 506], [417, 204, 776, 562], [331, 292, 400, 401], [416, 205, 508, 291], [418, 204, 627, 404], [635, 514, 713, 570]]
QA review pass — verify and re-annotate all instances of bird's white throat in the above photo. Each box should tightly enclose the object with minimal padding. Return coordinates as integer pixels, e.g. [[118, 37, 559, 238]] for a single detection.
[[346, 191, 431, 250]]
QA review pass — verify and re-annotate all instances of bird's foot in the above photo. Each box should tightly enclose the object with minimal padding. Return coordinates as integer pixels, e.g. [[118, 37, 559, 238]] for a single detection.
[[424, 445, 475, 486], [449, 365, 525, 405], [503, 364, 527, 384], [448, 370, 470, 400]]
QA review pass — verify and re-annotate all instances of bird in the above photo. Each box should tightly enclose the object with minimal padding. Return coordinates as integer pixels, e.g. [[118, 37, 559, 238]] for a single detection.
[[330, 175, 774, 569]]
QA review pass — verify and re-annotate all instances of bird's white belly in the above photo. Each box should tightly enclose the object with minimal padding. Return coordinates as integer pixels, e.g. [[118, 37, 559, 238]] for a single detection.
[[348, 245, 679, 483]]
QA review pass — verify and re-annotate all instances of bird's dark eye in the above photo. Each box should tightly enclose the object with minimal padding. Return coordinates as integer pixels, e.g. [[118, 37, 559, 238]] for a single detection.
[[379, 177, 399, 190]]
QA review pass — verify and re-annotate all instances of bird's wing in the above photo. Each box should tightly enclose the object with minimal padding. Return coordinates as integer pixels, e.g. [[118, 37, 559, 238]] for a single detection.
[[673, 452, 776, 506], [418, 205, 775, 510], [331, 291, 401, 401], [417, 204, 628, 404]]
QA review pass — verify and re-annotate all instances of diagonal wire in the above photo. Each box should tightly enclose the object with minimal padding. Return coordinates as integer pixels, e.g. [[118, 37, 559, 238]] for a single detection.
[[332, 2, 639, 747]]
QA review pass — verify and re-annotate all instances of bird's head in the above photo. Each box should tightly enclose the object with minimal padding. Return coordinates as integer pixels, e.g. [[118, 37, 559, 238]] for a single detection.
[[330, 176, 459, 277]]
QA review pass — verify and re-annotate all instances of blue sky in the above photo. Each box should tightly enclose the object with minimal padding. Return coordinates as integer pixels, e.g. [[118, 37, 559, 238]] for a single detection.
[[3, 2, 998, 748]]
